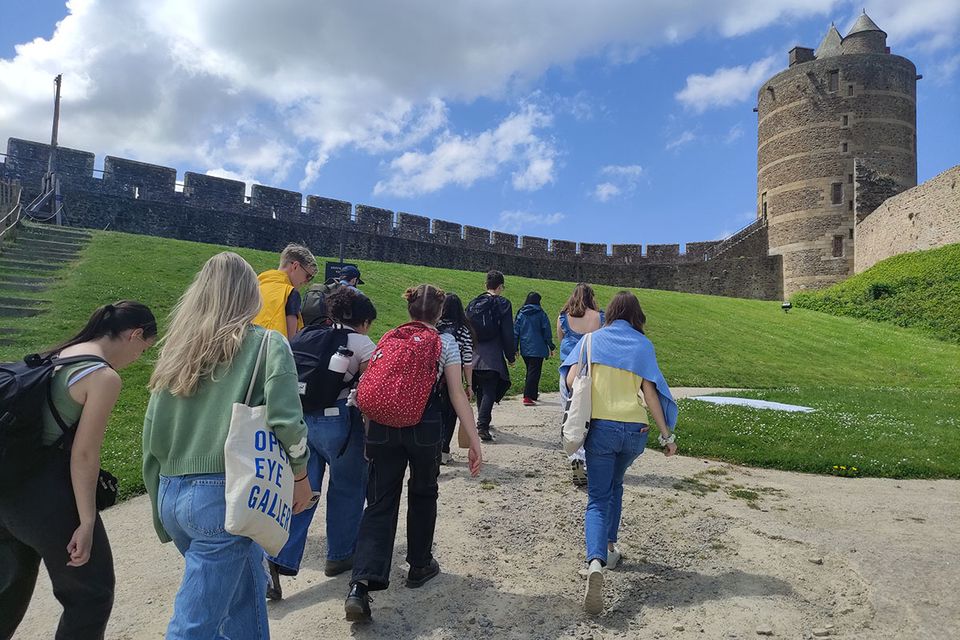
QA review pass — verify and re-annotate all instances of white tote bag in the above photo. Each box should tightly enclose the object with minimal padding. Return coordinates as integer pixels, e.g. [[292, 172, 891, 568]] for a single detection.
[[224, 332, 294, 556], [561, 333, 593, 455]]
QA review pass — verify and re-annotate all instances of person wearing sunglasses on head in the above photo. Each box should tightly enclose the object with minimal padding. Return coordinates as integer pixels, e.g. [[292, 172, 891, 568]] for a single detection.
[[253, 243, 318, 339]]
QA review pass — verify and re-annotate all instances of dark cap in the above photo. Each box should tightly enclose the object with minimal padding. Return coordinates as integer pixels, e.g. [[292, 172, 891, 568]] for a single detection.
[[341, 265, 364, 285]]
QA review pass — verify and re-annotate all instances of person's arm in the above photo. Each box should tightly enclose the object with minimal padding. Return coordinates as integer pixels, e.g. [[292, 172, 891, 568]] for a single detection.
[[565, 362, 580, 390], [142, 403, 172, 543], [67, 368, 122, 567], [556, 316, 564, 345], [542, 311, 556, 356], [501, 300, 516, 363], [284, 290, 302, 339], [285, 316, 299, 339], [641, 378, 677, 456], [444, 363, 482, 476]]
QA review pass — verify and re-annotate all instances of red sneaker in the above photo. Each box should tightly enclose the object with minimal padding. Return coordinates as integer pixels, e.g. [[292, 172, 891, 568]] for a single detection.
[[522, 397, 537, 406]]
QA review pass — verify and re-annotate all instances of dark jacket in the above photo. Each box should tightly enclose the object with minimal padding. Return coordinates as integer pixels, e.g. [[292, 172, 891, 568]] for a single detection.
[[469, 293, 515, 402], [514, 304, 555, 358]]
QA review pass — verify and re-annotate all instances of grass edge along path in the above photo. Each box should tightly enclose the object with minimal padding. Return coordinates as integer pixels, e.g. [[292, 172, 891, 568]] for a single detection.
[[2, 229, 959, 496]]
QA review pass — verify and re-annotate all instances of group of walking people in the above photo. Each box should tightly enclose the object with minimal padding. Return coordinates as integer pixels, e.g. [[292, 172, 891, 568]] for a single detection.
[[0, 242, 677, 639]]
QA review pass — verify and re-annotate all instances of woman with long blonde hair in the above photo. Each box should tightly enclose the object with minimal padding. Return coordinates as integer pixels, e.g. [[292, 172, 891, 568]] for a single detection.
[[143, 252, 312, 639]]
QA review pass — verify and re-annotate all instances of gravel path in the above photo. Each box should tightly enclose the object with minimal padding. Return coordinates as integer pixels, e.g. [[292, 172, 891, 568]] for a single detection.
[[15, 389, 959, 639]]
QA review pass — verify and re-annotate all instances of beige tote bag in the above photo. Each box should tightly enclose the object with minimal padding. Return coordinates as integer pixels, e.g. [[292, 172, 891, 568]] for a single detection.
[[561, 333, 593, 455], [224, 332, 295, 556]]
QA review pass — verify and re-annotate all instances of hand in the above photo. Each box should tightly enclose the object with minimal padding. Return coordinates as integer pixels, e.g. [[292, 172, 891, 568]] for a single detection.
[[66, 521, 95, 567], [465, 386, 474, 401], [292, 475, 314, 514], [549, 350, 554, 359], [663, 442, 678, 457], [468, 436, 483, 477], [346, 388, 358, 407]]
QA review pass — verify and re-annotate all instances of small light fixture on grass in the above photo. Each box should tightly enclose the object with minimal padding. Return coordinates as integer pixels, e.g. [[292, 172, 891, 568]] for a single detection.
[[781, 302, 792, 313]]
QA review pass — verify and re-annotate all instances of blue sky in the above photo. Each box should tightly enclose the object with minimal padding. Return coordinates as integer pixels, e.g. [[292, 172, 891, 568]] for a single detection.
[[1, 1, 957, 247]]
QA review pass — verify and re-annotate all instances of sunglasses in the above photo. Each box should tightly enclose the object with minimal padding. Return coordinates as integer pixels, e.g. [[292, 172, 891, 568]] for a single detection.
[[300, 263, 317, 282]]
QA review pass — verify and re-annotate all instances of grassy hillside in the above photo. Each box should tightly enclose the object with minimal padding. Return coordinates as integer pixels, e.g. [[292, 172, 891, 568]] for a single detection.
[[793, 243, 960, 343], [3, 229, 959, 491]]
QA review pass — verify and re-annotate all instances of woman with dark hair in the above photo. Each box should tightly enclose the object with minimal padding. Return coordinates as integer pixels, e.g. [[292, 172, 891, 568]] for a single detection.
[[266, 287, 379, 599], [345, 285, 482, 623], [557, 283, 604, 486], [560, 291, 678, 615], [514, 291, 555, 406], [437, 293, 475, 464], [0, 301, 157, 639]]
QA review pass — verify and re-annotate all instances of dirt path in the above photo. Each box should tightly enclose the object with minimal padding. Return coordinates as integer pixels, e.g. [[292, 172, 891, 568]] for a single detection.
[[16, 390, 960, 639]]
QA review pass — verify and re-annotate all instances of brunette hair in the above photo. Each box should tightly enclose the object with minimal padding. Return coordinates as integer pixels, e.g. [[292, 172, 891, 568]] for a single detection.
[[560, 283, 599, 318], [523, 291, 542, 306], [441, 293, 477, 343], [404, 284, 446, 324], [46, 301, 156, 355], [604, 291, 646, 334], [485, 270, 505, 290], [327, 287, 377, 328]]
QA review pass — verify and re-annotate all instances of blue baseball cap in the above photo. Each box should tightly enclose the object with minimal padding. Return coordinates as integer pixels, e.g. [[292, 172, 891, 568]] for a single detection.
[[341, 265, 364, 284]]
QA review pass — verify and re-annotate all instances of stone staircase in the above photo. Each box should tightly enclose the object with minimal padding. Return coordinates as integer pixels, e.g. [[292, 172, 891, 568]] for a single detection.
[[0, 222, 92, 347]]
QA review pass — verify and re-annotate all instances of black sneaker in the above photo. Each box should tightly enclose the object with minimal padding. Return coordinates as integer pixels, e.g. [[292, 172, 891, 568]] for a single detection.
[[266, 561, 283, 601], [406, 558, 441, 588], [478, 428, 493, 442], [345, 582, 372, 622], [325, 556, 354, 577]]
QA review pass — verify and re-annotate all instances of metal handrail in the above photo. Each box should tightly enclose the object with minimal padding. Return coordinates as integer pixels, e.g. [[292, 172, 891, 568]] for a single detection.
[[703, 217, 766, 261], [0, 185, 23, 242]]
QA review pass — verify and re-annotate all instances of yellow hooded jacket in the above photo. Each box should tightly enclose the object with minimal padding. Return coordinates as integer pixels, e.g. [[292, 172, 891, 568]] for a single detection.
[[253, 269, 303, 336]]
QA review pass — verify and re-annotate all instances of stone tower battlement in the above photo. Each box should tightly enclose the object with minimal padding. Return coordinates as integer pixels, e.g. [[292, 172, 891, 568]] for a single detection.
[[757, 12, 918, 296]]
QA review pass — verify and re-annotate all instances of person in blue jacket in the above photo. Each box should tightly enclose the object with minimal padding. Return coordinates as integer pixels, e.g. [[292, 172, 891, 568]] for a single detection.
[[514, 292, 555, 406]]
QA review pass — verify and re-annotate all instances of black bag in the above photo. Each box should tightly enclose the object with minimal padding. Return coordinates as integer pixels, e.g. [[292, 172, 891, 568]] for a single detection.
[[290, 323, 353, 413], [301, 279, 342, 326], [466, 294, 503, 342]]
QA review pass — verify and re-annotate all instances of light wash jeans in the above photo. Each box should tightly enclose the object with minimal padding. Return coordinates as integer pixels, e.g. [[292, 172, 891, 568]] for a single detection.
[[583, 419, 649, 565], [268, 401, 367, 574], [159, 473, 269, 640]]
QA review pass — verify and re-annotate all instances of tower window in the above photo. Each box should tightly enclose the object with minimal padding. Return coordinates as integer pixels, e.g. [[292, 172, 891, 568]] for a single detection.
[[767, 86, 775, 101], [848, 200, 854, 211], [842, 142, 848, 152], [849, 228, 854, 240], [828, 71, 839, 92], [831, 183, 843, 204], [848, 174, 853, 183], [847, 85, 854, 96], [833, 235, 844, 257], [761, 192, 767, 220], [842, 115, 849, 126]]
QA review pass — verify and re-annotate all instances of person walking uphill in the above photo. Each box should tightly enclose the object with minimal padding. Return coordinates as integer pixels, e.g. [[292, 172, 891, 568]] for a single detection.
[[266, 288, 379, 600], [514, 291, 555, 406], [560, 291, 678, 616], [437, 293, 475, 465], [143, 252, 314, 640], [254, 243, 318, 339], [0, 301, 156, 640], [346, 285, 483, 623], [467, 270, 516, 441]]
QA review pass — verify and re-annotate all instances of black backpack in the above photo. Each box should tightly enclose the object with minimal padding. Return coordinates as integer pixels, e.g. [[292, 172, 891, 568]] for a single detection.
[[466, 294, 503, 342], [301, 279, 342, 327], [290, 323, 353, 413], [0, 353, 108, 490]]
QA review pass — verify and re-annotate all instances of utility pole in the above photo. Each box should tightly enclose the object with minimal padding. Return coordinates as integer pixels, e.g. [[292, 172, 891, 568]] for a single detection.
[[47, 74, 62, 223]]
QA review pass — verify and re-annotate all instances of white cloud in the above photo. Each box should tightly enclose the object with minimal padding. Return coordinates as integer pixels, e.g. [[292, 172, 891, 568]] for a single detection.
[[496, 210, 566, 234], [1, 0, 856, 190], [205, 168, 255, 197], [849, 1, 960, 52], [676, 56, 779, 113], [724, 123, 745, 143], [593, 164, 644, 201], [665, 130, 697, 151], [373, 105, 557, 197]]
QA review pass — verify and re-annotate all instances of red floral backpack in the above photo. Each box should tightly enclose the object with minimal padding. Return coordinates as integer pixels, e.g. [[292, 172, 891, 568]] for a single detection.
[[356, 322, 442, 427]]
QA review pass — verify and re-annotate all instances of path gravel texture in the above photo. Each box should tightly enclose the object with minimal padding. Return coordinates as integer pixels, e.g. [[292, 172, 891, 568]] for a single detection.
[[15, 390, 959, 639]]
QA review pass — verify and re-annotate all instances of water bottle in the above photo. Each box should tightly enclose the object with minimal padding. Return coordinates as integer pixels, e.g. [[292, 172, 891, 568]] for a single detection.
[[328, 346, 353, 375]]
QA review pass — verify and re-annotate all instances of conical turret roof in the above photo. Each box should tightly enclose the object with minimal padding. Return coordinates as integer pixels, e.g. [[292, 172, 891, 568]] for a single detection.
[[847, 11, 886, 36], [815, 23, 843, 58]]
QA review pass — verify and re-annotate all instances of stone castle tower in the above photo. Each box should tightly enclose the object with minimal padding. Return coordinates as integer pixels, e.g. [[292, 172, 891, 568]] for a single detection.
[[756, 12, 918, 296]]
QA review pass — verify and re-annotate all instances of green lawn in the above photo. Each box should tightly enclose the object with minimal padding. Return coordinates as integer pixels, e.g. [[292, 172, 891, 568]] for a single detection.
[[3, 229, 959, 493]]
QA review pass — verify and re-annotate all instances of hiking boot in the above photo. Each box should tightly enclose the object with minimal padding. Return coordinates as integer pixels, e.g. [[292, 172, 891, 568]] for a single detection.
[[522, 397, 537, 406], [344, 582, 372, 622], [571, 459, 587, 487], [405, 558, 441, 588], [325, 556, 354, 577], [266, 561, 283, 601], [607, 545, 622, 570], [583, 561, 604, 615]]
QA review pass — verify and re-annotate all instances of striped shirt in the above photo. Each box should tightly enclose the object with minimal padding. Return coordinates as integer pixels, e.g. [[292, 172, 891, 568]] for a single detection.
[[437, 320, 474, 367]]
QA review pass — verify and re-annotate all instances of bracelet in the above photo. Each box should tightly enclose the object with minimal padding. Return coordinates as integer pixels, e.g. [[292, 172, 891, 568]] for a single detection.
[[658, 433, 676, 447], [295, 476, 309, 483]]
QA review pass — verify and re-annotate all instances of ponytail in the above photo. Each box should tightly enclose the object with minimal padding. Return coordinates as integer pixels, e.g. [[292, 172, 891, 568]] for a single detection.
[[45, 300, 157, 355]]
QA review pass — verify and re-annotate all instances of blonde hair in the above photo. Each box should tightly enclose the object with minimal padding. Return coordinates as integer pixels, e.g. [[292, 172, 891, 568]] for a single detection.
[[149, 252, 262, 396], [561, 283, 599, 318], [279, 243, 317, 271]]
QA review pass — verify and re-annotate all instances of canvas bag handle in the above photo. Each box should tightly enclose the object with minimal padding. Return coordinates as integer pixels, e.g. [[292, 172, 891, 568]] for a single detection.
[[244, 331, 271, 406], [575, 332, 593, 380]]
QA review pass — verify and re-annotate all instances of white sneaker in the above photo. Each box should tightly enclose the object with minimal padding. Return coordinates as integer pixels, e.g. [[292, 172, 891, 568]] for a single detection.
[[583, 560, 604, 615], [440, 451, 451, 465], [607, 546, 622, 570]]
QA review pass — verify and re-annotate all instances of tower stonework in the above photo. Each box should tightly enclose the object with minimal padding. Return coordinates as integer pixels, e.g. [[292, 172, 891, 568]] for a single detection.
[[757, 13, 917, 296]]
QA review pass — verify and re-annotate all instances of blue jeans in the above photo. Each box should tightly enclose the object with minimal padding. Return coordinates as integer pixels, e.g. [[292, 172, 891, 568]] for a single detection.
[[269, 402, 367, 574], [583, 419, 649, 565], [158, 473, 269, 640]]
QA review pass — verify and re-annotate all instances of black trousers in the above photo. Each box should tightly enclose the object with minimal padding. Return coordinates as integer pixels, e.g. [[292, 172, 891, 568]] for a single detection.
[[522, 355, 544, 400], [473, 370, 500, 431], [439, 389, 457, 454], [0, 451, 115, 640], [351, 407, 442, 591]]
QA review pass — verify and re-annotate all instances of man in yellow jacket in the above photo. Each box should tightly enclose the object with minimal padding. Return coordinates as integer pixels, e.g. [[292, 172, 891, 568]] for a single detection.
[[253, 243, 318, 338]]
